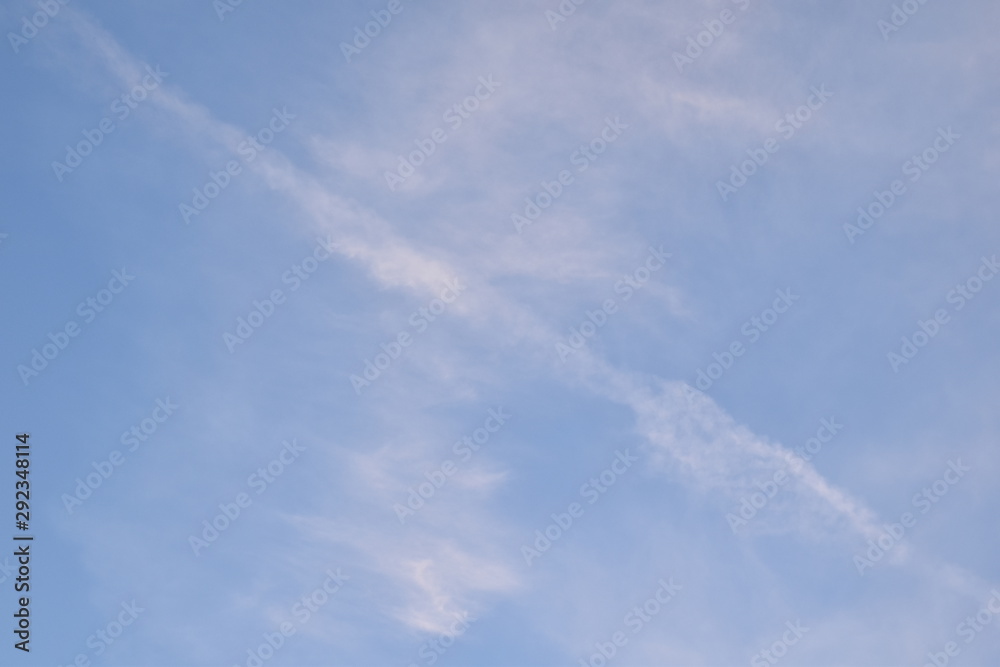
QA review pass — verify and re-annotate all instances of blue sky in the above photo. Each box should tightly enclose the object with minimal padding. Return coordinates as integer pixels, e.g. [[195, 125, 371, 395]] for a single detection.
[[2, 0, 1000, 665]]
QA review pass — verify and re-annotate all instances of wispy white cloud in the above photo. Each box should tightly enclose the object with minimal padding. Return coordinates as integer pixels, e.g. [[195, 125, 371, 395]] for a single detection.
[[41, 2, 1000, 663]]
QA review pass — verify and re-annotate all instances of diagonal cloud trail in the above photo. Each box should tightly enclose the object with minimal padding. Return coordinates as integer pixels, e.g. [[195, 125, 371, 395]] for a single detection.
[[52, 5, 994, 637]]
